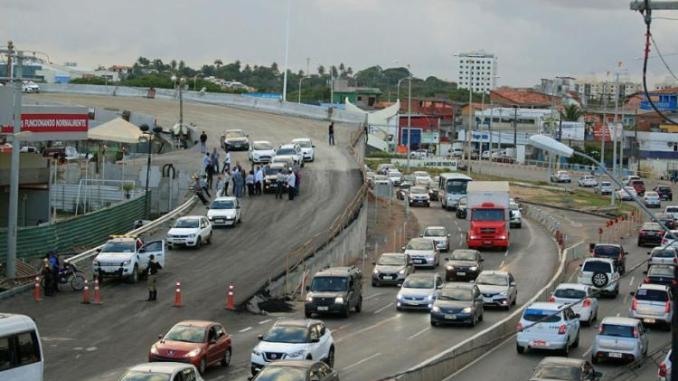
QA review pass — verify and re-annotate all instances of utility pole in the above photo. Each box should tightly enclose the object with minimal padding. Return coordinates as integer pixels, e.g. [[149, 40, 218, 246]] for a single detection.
[[466, 89, 472, 176], [513, 105, 518, 160], [613, 69, 621, 177], [5, 41, 22, 279], [281, 0, 291, 102], [611, 71, 620, 206], [479, 92, 485, 166], [601, 81, 607, 169], [406, 74, 412, 170]]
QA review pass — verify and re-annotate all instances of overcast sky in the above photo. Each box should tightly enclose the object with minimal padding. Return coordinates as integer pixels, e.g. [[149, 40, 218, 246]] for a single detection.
[[2, 0, 678, 87]]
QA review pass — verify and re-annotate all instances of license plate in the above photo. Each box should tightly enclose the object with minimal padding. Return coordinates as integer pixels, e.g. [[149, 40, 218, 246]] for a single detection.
[[644, 318, 656, 324], [457, 272, 466, 276], [608, 352, 622, 358], [444, 314, 456, 320], [532, 340, 547, 347], [383, 276, 393, 280], [318, 306, 329, 311], [216, 219, 224, 223], [413, 259, 424, 264], [484, 240, 492, 245]]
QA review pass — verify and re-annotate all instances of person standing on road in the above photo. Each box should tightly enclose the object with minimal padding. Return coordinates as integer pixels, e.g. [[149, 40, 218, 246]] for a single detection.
[[294, 167, 301, 196], [254, 165, 263, 195], [48, 251, 60, 292], [216, 175, 226, 197], [287, 170, 296, 201], [193, 176, 209, 205], [246, 170, 255, 197], [41, 258, 56, 296], [199, 131, 208, 153], [233, 168, 243, 198], [205, 158, 215, 189], [364, 123, 368, 143], [146, 254, 162, 302], [276, 171, 287, 199], [200, 175, 211, 198], [223, 149, 232, 174], [211, 148, 220, 174], [328, 122, 335, 146]]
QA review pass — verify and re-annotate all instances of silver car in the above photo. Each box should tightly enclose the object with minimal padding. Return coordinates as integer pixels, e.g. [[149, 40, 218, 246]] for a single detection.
[[475, 271, 517, 310], [403, 238, 439, 268], [648, 246, 678, 268], [371, 253, 413, 287], [421, 226, 450, 252], [645, 191, 662, 208], [396, 273, 443, 311], [630, 283, 673, 327], [592, 317, 648, 364], [595, 181, 613, 195]]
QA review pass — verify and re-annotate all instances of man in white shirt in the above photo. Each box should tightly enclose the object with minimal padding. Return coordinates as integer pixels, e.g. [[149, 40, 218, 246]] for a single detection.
[[254, 166, 264, 195], [287, 170, 296, 201]]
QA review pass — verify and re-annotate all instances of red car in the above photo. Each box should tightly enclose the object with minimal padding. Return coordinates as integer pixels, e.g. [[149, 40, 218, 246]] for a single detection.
[[149, 320, 232, 374], [629, 179, 646, 196]]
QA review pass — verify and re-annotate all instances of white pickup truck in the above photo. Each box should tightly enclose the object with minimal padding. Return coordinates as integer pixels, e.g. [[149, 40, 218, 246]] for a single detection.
[[92, 236, 166, 283]]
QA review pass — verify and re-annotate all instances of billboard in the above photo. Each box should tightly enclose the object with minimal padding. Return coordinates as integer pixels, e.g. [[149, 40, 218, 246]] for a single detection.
[[0, 103, 89, 141], [558, 121, 585, 141]]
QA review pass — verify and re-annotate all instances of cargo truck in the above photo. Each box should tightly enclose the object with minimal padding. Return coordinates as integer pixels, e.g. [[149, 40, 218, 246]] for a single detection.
[[466, 181, 510, 249]]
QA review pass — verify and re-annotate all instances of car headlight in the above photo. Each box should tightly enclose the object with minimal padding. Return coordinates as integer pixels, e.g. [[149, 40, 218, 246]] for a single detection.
[[373, 268, 379, 274], [186, 348, 201, 358], [252, 349, 262, 356], [396, 293, 403, 301], [498, 291, 507, 296], [122, 260, 131, 265], [150, 345, 159, 355], [469, 266, 478, 271], [335, 296, 345, 304], [447, 265, 454, 270], [462, 307, 472, 313], [287, 350, 305, 358], [426, 295, 434, 301], [93, 260, 99, 266], [305, 294, 313, 302], [398, 269, 405, 275], [431, 305, 440, 313], [189, 233, 197, 238]]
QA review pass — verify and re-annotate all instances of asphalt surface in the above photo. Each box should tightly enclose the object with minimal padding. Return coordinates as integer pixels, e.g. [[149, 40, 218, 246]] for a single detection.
[[3, 94, 362, 381]]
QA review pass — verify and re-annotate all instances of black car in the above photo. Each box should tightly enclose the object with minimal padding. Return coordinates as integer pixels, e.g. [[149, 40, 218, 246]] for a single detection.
[[250, 360, 339, 381], [263, 163, 287, 193], [590, 243, 626, 275], [305, 266, 362, 318], [455, 196, 467, 219], [444, 249, 483, 281], [221, 129, 250, 151], [428, 187, 440, 201], [637, 222, 664, 247], [530, 357, 601, 381], [653, 213, 676, 230], [643, 264, 677, 287], [654, 185, 673, 201], [430, 283, 484, 327]]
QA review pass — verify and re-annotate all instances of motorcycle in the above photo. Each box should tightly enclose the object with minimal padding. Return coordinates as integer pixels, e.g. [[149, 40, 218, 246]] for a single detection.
[[41, 262, 86, 291]]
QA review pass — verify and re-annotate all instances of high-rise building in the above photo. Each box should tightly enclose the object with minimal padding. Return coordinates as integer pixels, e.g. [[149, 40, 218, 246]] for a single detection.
[[456, 51, 498, 93]]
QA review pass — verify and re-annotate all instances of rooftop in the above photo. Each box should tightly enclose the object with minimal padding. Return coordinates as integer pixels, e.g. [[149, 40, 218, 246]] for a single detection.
[[490, 87, 560, 107]]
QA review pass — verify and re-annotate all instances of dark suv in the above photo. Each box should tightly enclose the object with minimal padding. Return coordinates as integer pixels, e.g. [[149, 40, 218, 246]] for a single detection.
[[590, 243, 626, 275], [305, 267, 363, 318], [654, 185, 673, 201]]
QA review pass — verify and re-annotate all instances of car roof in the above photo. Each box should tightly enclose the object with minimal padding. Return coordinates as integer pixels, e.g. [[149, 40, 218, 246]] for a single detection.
[[252, 140, 272, 144], [526, 302, 561, 311], [292, 138, 311, 142], [214, 196, 237, 202], [642, 222, 662, 229], [107, 236, 136, 242], [451, 249, 479, 255], [177, 216, 202, 221], [174, 320, 216, 328], [380, 252, 405, 258], [314, 266, 356, 277], [600, 316, 639, 326], [269, 163, 287, 169], [425, 226, 446, 230], [594, 243, 622, 249], [408, 237, 432, 244], [274, 319, 321, 328], [555, 283, 588, 291], [537, 357, 587, 367], [479, 270, 508, 277], [406, 272, 438, 279], [279, 143, 297, 149], [638, 283, 670, 291], [128, 362, 193, 374], [225, 129, 244, 133], [443, 282, 475, 290]]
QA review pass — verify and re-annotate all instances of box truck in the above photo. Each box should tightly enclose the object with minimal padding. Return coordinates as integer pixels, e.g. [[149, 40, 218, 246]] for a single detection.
[[466, 181, 510, 249]]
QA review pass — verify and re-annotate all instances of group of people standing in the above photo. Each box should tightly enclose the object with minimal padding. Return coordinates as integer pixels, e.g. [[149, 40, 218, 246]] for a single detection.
[[275, 167, 301, 201]]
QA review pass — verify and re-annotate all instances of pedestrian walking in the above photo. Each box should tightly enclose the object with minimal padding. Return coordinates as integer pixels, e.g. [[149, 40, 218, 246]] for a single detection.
[[200, 175, 211, 198], [199, 131, 208, 153], [48, 251, 60, 292], [328, 122, 335, 146], [294, 167, 301, 196], [211, 148, 220, 174], [287, 170, 296, 201], [193, 176, 209, 205], [276, 171, 286, 199], [146, 254, 162, 301], [364, 123, 368, 143], [223, 149, 232, 174], [233, 168, 243, 198], [205, 160, 215, 189], [246, 170, 255, 197], [41, 259, 56, 297], [216, 175, 226, 197], [254, 166, 263, 195]]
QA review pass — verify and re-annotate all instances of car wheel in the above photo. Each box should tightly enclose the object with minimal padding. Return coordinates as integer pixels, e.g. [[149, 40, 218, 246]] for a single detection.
[[221, 348, 231, 367], [516, 344, 525, 354], [198, 357, 207, 374], [372, 280, 379, 287], [430, 320, 438, 327], [196, 237, 202, 249], [128, 265, 139, 284], [326, 347, 335, 367], [207, 232, 212, 244], [479, 312, 483, 322], [512, 293, 517, 306], [342, 306, 350, 318], [591, 355, 599, 364], [355, 296, 362, 313], [572, 332, 580, 348], [304, 311, 312, 318]]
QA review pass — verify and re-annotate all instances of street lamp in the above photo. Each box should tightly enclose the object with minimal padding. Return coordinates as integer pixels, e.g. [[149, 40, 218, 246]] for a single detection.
[[139, 124, 163, 218], [192, 73, 203, 91], [171, 75, 186, 145], [298, 76, 310, 104]]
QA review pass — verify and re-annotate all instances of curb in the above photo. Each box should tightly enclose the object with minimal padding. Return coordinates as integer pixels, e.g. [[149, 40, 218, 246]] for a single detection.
[[518, 200, 615, 219]]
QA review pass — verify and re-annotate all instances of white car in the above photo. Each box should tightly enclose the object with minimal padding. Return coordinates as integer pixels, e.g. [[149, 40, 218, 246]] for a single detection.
[[665, 205, 678, 220], [408, 186, 430, 207], [645, 191, 662, 208], [617, 186, 637, 201], [475, 270, 518, 310], [516, 302, 581, 356], [550, 170, 572, 183], [404, 238, 438, 268], [387, 169, 403, 186], [549, 283, 599, 325], [166, 216, 212, 249], [661, 230, 678, 248], [630, 283, 673, 326], [592, 317, 648, 364], [577, 258, 620, 297], [396, 273, 443, 311], [275, 143, 304, 167], [207, 197, 241, 227], [509, 201, 522, 228], [413, 171, 433, 187], [120, 362, 204, 381], [292, 138, 315, 162], [595, 181, 613, 195], [578, 175, 598, 188], [22, 80, 40, 93], [249, 140, 276, 164], [250, 319, 334, 375], [421, 226, 450, 252], [92, 236, 166, 283]]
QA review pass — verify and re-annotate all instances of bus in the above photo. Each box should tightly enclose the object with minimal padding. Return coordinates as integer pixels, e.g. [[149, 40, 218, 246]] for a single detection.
[[0, 313, 43, 381], [439, 173, 473, 210]]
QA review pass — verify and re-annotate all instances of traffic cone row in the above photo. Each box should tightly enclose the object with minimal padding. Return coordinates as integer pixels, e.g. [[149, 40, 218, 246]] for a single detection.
[[81, 280, 90, 304], [173, 282, 183, 307], [33, 277, 41, 302], [226, 282, 235, 311]]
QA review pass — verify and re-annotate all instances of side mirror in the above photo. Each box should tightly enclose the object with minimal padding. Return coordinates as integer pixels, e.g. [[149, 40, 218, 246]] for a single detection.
[[510, 282, 517, 287], [236, 205, 241, 209], [578, 263, 583, 267], [401, 246, 406, 251], [210, 339, 217, 344], [480, 258, 485, 262], [158, 334, 163, 340], [629, 291, 635, 296], [311, 336, 320, 343], [574, 313, 581, 319], [305, 285, 310, 292], [419, 234, 423, 237], [642, 271, 648, 275], [257, 334, 264, 341], [447, 234, 451, 237], [647, 252, 651, 255], [372, 261, 376, 265], [437, 284, 443, 289]]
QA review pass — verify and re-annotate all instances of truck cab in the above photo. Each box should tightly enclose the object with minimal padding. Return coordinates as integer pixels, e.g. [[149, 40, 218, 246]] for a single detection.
[[466, 181, 510, 250], [92, 236, 166, 283]]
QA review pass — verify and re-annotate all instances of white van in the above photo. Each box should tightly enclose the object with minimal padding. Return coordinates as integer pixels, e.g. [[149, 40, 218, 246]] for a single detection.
[[0, 313, 43, 381]]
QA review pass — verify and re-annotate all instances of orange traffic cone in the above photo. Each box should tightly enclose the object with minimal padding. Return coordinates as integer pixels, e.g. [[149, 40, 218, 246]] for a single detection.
[[226, 282, 235, 311], [81, 280, 90, 304], [33, 277, 42, 302], [92, 278, 102, 305], [173, 282, 183, 307]]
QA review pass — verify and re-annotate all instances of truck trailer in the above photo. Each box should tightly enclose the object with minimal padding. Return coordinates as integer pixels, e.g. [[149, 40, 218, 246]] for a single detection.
[[466, 181, 510, 250]]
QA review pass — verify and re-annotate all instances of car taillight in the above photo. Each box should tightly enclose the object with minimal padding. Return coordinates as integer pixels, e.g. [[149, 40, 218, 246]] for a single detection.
[[643, 277, 651, 284], [558, 324, 567, 335], [548, 296, 555, 302], [597, 324, 603, 334], [665, 301, 671, 314], [516, 322, 523, 332], [631, 298, 638, 311], [659, 362, 668, 377], [633, 327, 640, 338], [583, 298, 592, 307], [674, 257, 677, 264]]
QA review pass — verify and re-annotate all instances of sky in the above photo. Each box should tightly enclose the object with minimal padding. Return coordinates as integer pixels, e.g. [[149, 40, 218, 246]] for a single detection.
[[2, 0, 678, 87]]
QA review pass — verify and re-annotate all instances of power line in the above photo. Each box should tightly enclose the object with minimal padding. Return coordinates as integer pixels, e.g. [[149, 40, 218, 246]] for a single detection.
[[650, 35, 678, 82]]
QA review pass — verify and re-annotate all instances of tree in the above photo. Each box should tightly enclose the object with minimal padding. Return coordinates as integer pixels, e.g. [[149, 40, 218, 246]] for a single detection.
[[317, 65, 325, 76], [346, 67, 353, 77], [330, 65, 338, 79], [561, 104, 583, 121], [271, 62, 279, 73], [214, 59, 223, 69], [137, 56, 150, 67], [152, 59, 165, 73], [170, 60, 177, 72]]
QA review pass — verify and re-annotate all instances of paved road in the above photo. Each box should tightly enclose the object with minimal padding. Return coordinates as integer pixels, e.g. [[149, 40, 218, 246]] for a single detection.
[[3, 94, 362, 381], [448, 208, 669, 381]]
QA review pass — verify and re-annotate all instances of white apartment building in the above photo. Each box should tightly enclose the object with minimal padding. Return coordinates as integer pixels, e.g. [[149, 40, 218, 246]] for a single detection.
[[573, 75, 641, 105], [457, 51, 498, 93]]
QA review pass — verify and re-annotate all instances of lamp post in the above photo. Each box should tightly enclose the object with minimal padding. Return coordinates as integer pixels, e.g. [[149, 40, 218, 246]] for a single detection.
[[192, 74, 202, 91], [139, 124, 163, 218], [512, 105, 518, 160], [171, 75, 186, 146], [406, 72, 412, 170], [467, 88, 473, 176], [298, 76, 309, 104]]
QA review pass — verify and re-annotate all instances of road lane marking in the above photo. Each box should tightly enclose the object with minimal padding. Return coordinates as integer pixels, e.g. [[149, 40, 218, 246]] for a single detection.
[[504, 249, 509, 257], [623, 293, 629, 305], [407, 327, 430, 340], [583, 345, 593, 357], [238, 327, 253, 333], [373, 302, 393, 314], [442, 335, 514, 381], [335, 315, 399, 343], [258, 319, 271, 325], [499, 260, 505, 268], [341, 352, 382, 372], [629, 276, 635, 287], [364, 292, 384, 301]]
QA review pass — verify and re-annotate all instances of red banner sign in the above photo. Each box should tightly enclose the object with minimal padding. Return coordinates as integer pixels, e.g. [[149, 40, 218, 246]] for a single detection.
[[1, 113, 89, 134]]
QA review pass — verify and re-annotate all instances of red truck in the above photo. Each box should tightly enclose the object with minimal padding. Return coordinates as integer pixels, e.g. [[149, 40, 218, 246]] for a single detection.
[[466, 181, 510, 250]]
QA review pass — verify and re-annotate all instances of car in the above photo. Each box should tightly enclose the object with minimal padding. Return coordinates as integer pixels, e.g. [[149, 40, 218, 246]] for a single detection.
[[396, 187, 409, 201], [638, 222, 665, 247], [594, 181, 613, 195], [250, 360, 339, 381], [591, 317, 648, 364], [451, 147, 464, 157], [551, 170, 572, 183], [250, 319, 334, 375], [529, 357, 602, 381], [207, 197, 241, 227], [271, 155, 295, 168], [421, 226, 450, 252], [590, 243, 626, 275], [275, 144, 304, 167], [22, 80, 40, 93], [167, 216, 213, 249], [403, 237, 439, 268], [408, 186, 430, 207], [387, 169, 403, 186], [457, 161, 468, 171], [617, 186, 637, 201], [492, 155, 515, 164], [92, 236, 165, 283], [648, 246, 678, 267], [659, 350, 672, 381], [475, 270, 518, 310], [655, 185, 673, 201], [409, 149, 429, 159], [578, 175, 598, 188], [661, 230, 678, 248], [455, 196, 467, 219], [304, 266, 362, 318], [665, 205, 678, 220], [149, 321, 232, 374], [444, 249, 483, 281], [413, 171, 433, 187], [516, 302, 581, 356], [645, 191, 662, 208], [509, 201, 522, 228], [549, 283, 599, 326], [396, 273, 443, 311], [654, 213, 676, 230], [263, 163, 288, 193], [376, 163, 396, 175], [643, 265, 677, 287], [577, 258, 619, 297], [371, 253, 413, 287], [121, 363, 205, 381], [430, 282, 484, 327], [623, 175, 641, 185], [481, 150, 492, 160], [427, 186, 440, 201], [400, 174, 416, 189], [629, 179, 646, 196], [630, 283, 673, 328], [222, 129, 250, 151], [369, 174, 388, 189], [292, 138, 315, 162], [249, 140, 276, 164]]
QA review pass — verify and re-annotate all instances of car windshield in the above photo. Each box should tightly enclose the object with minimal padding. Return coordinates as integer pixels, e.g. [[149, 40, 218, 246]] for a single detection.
[[554, 288, 586, 299], [438, 288, 473, 301], [642, 223, 662, 231], [533, 365, 581, 380], [658, 186, 671, 191], [593, 245, 621, 258], [667, 207, 678, 213], [175, 219, 199, 228], [310, 276, 347, 292], [446, 180, 468, 194], [632, 180, 645, 186], [410, 187, 426, 195], [403, 277, 434, 289], [414, 172, 429, 177], [378, 255, 405, 266], [582, 261, 612, 273], [601, 182, 611, 187], [600, 324, 634, 338], [424, 228, 446, 237], [649, 266, 675, 277], [277, 148, 296, 155], [253, 142, 272, 150], [476, 273, 508, 286], [652, 249, 676, 258], [265, 166, 284, 175], [294, 140, 312, 148], [635, 288, 669, 302], [262, 326, 308, 344], [646, 192, 659, 198], [450, 251, 477, 261], [101, 241, 135, 253], [211, 200, 234, 209], [471, 209, 504, 221], [225, 131, 244, 139], [253, 366, 307, 381], [407, 239, 433, 250], [164, 325, 205, 343], [523, 308, 561, 323], [120, 371, 171, 381], [509, 203, 519, 211]]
